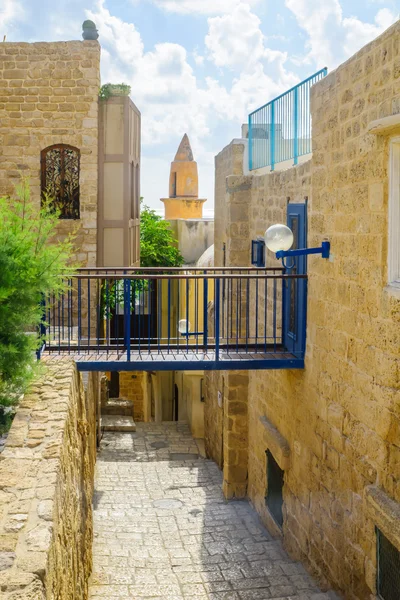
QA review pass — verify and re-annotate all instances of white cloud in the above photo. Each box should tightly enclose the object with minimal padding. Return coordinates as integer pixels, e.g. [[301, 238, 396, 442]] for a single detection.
[[285, 0, 397, 68], [0, 0, 24, 34], [85, 0, 302, 209], [88, 0, 299, 163], [152, 0, 260, 16], [205, 4, 265, 69], [342, 8, 398, 57], [87, 1, 211, 147], [204, 2, 298, 112], [193, 50, 205, 66], [88, 1, 143, 66]]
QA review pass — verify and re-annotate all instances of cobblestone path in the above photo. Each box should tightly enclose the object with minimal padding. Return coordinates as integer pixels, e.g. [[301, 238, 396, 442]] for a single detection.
[[89, 422, 330, 600]]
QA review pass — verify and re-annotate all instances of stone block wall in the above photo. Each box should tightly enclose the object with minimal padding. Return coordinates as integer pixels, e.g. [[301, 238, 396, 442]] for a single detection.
[[214, 140, 245, 267], [119, 372, 146, 421], [206, 20, 400, 599], [204, 140, 246, 472], [0, 361, 98, 599], [0, 41, 100, 266]]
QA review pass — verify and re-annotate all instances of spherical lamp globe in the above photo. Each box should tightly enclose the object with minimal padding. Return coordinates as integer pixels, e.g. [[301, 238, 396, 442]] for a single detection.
[[178, 319, 191, 335], [264, 224, 294, 253]]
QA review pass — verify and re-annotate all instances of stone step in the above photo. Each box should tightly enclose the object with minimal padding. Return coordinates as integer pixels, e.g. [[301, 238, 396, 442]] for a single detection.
[[101, 415, 136, 432], [102, 399, 133, 417]]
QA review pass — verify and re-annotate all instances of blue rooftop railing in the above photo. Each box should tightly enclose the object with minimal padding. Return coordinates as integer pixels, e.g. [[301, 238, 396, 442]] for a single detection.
[[248, 68, 327, 171]]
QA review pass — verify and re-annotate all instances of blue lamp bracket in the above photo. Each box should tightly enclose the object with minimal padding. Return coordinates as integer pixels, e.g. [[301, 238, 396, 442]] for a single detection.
[[276, 240, 330, 269], [181, 331, 203, 337]]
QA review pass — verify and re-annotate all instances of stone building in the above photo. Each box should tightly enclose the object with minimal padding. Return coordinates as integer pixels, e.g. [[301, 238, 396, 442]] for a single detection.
[[0, 29, 141, 268], [161, 133, 207, 220], [161, 133, 214, 265], [205, 20, 400, 600]]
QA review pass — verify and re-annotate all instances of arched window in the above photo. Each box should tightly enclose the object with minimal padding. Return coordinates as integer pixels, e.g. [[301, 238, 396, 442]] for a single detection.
[[41, 144, 80, 219]]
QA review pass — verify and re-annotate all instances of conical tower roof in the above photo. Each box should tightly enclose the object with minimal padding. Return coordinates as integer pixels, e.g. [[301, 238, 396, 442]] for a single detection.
[[174, 133, 194, 162]]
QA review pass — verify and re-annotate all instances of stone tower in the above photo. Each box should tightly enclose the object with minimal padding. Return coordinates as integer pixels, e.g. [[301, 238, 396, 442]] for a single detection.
[[161, 134, 206, 219]]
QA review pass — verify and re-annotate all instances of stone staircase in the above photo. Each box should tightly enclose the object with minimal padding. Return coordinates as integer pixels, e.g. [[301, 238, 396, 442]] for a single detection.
[[101, 398, 136, 432]]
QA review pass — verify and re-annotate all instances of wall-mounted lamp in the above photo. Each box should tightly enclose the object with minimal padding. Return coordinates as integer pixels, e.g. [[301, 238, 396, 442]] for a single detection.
[[264, 224, 330, 269], [179, 319, 204, 337]]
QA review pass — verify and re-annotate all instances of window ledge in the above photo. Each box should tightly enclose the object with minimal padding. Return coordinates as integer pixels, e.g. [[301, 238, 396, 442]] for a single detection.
[[367, 114, 400, 136], [384, 285, 400, 300], [259, 416, 290, 470], [365, 485, 400, 550]]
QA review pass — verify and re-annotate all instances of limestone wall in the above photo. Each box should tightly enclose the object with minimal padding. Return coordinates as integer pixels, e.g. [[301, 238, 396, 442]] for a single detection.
[[207, 20, 400, 599], [119, 372, 146, 421], [168, 218, 214, 265], [0, 41, 100, 266], [0, 362, 98, 599], [204, 140, 245, 469], [214, 140, 245, 267]]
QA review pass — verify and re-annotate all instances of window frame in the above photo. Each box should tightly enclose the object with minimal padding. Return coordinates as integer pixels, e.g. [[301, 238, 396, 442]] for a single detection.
[[40, 143, 81, 220], [388, 138, 400, 288], [376, 527, 400, 600]]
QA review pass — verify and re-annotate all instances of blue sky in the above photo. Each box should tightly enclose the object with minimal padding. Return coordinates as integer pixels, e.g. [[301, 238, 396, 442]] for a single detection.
[[1, 0, 399, 213]]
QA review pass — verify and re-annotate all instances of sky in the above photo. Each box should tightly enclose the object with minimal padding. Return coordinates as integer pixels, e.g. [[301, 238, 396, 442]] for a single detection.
[[1, 0, 399, 214]]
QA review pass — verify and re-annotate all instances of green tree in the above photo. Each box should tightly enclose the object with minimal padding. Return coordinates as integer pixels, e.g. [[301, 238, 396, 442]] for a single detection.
[[0, 182, 75, 414], [140, 202, 183, 267]]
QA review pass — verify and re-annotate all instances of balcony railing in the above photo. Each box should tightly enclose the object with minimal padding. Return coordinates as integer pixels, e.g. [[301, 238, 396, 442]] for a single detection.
[[39, 267, 307, 371], [248, 68, 327, 171]]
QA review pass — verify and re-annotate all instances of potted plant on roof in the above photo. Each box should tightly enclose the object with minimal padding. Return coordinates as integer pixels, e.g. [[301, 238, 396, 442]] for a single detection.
[[99, 83, 131, 100]]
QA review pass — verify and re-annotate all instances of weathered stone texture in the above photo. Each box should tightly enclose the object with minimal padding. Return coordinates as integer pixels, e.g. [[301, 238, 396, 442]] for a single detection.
[[0, 362, 98, 599], [89, 423, 331, 600], [0, 41, 100, 266], [206, 20, 400, 600], [205, 141, 246, 476], [214, 140, 245, 267], [119, 372, 145, 421]]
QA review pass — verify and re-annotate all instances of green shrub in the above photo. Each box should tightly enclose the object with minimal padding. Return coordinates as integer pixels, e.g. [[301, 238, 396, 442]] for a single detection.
[[0, 182, 75, 410], [140, 202, 183, 268], [99, 83, 131, 100]]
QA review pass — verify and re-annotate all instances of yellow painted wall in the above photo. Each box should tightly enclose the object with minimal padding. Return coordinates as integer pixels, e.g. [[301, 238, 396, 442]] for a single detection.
[[161, 198, 206, 219]]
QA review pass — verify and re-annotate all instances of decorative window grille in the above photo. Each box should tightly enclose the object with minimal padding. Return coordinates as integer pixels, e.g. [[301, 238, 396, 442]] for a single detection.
[[41, 144, 80, 219], [265, 450, 284, 528], [377, 528, 400, 600]]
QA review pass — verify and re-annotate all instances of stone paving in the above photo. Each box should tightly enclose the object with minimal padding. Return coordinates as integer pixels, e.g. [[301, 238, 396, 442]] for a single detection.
[[89, 422, 331, 600]]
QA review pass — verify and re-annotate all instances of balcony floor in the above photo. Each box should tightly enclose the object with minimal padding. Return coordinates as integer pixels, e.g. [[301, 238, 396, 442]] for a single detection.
[[42, 346, 304, 372]]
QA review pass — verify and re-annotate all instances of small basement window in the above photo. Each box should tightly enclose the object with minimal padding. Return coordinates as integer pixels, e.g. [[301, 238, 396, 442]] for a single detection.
[[265, 449, 284, 528], [377, 528, 400, 600]]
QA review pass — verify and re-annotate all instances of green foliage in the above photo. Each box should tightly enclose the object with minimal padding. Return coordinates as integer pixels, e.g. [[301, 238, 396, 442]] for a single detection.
[[0, 182, 76, 411], [140, 202, 184, 268], [99, 83, 131, 100]]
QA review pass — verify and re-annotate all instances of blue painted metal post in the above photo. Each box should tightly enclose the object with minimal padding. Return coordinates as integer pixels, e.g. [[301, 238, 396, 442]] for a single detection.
[[78, 278, 81, 353], [36, 295, 47, 359], [203, 274, 208, 351], [293, 85, 299, 165], [215, 277, 220, 362], [248, 113, 253, 171], [270, 102, 275, 171], [124, 279, 131, 362]]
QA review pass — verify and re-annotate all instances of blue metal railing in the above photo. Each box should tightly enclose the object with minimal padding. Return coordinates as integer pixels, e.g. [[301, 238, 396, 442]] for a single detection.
[[248, 68, 327, 171], [39, 267, 307, 371]]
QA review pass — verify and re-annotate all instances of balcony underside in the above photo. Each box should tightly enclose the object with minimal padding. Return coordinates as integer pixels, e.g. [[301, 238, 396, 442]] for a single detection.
[[42, 346, 304, 372]]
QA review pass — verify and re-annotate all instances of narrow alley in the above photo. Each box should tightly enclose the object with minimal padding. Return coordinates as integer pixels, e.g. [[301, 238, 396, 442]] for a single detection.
[[89, 423, 332, 600]]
